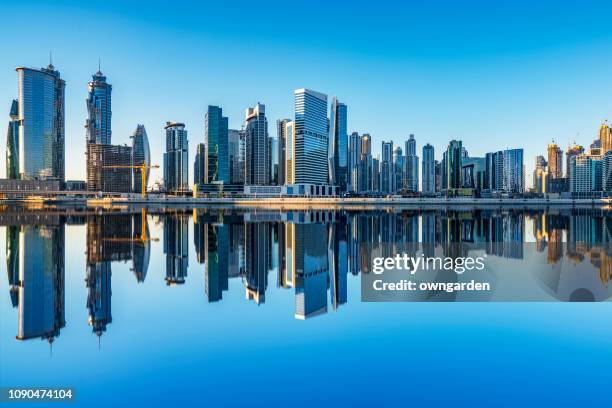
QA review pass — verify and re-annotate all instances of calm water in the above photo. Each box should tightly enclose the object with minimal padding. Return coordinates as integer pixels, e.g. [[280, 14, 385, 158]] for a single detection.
[[1, 206, 611, 407]]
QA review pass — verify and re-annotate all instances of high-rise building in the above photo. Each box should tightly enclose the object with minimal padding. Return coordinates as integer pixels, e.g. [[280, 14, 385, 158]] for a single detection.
[[328, 97, 348, 191], [85, 69, 112, 145], [502, 148, 524, 193], [445, 140, 463, 191], [547, 143, 563, 179], [284, 121, 295, 184], [277, 119, 290, 185], [359, 134, 372, 192], [6, 100, 19, 179], [603, 150, 612, 192], [293, 89, 328, 185], [566, 144, 585, 181], [131, 124, 150, 194], [600, 120, 612, 154], [380, 141, 394, 193], [228, 129, 244, 184], [570, 154, 602, 195], [422, 143, 435, 194], [163, 122, 189, 192], [244, 102, 269, 185], [348, 132, 361, 192], [393, 146, 404, 192], [194, 143, 206, 185], [269, 136, 278, 185], [533, 155, 548, 193], [405, 134, 419, 192], [86, 143, 132, 192], [204, 106, 229, 184], [434, 160, 441, 192], [16, 63, 65, 181]]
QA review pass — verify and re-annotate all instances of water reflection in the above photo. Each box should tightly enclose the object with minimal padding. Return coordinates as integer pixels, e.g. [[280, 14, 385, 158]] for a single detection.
[[4, 207, 612, 344]]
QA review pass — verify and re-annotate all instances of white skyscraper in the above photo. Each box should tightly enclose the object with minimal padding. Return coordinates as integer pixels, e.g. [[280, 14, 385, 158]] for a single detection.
[[293, 89, 328, 185]]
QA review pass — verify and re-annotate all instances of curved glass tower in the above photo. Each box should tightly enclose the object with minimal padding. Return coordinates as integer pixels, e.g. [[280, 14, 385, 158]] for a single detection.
[[131, 124, 151, 193]]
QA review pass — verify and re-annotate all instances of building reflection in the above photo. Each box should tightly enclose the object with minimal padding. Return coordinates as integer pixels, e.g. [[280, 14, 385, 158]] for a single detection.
[[163, 212, 189, 285]]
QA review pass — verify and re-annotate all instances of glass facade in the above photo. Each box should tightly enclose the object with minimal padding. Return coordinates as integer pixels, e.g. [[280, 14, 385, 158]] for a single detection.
[[131, 124, 150, 193], [85, 70, 112, 145], [204, 106, 229, 184], [293, 89, 328, 185], [6, 99, 20, 179], [163, 122, 188, 192], [328, 97, 348, 191], [422, 143, 435, 194], [16, 65, 65, 181], [244, 103, 269, 185]]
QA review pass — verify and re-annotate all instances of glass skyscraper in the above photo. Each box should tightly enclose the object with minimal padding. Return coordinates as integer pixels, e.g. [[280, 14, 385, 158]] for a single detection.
[[131, 124, 150, 194], [204, 105, 229, 184], [328, 97, 348, 191], [194, 143, 206, 185], [422, 143, 435, 194], [16, 64, 65, 181], [405, 134, 419, 192], [6, 100, 19, 179], [293, 89, 328, 185], [85, 69, 112, 145], [244, 102, 270, 185], [163, 122, 189, 192]]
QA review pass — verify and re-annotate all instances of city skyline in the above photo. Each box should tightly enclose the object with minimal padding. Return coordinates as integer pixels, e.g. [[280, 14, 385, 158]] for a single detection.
[[2, 1, 611, 187]]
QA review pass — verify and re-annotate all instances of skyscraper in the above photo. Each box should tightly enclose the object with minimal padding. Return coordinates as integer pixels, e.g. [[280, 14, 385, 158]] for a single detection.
[[194, 143, 206, 186], [85, 68, 112, 145], [359, 134, 372, 192], [533, 155, 548, 193], [393, 146, 404, 192], [131, 124, 150, 194], [163, 122, 189, 192], [244, 102, 270, 185], [348, 132, 361, 192], [600, 120, 612, 154], [293, 89, 328, 185], [547, 143, 563, 179], [422, 143, 435, 194], [277, 119, 290, 185], [405, 134, 419, 192], [565, 143, 585, 182], [228, 129, 244, 184], [380, 141, 394, 193], [204, 105, 229, 184], [86, 143, 133, 192], [502, 148, 524, 193], [328, 97, 348, 191], [6, 100, 19, 179], [445, 140, 463, 192], [16, 63, 65, 181], [570, 154, 602, 195]]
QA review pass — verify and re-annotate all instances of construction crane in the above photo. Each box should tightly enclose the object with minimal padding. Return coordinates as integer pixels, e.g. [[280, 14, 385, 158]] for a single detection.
[[102, 162, 159, 198]]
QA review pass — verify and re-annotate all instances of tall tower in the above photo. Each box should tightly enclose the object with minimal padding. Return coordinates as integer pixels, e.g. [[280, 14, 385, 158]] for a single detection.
[[600, 120, 612, 154], [16, 63, 65, 181], [204, 106, 229, 184], [348, 132, 361, 192], [422, 143, 435, 194], [131, 124, 150, 194], [547, 143, 563, 179], [445, 140, 463, 191], [405, 134, 419, 192], [277, 119, 291, 185], [6, 100, 19, 179], [244, 102, 269, 185], [85, 68, 112, 144], [380, 141, 394, 193], [328, 97, 348, 191], [163, 122, 188, 192], [293, 89, 328, 185]]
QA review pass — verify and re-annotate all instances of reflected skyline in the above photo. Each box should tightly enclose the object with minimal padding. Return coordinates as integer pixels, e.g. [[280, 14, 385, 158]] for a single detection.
[[5, 206, 612, 345]]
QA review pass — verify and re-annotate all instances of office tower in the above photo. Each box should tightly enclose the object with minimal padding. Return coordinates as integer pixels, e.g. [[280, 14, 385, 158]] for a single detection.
[[372, 157, 380, 192], [380, 141, 394, 193], [131, 124, 150, 194], [16, 63, 65, 181], [86, 143, 132, 192], [570, 154, 602, 194], [566, 143, 585, 181], [17, 224, 65, 341], [393, 146, 404, 191], [434, 160, 441, 192], [293, 89, 328, 185], [328, 97, 348, 191], [502, 148, 524, 193], [6, 100, 19, 179], [277, 119, 290, 185], [228, 129, 244, 184], [445, 140, 463, 191], [164, 214, 189, 285], [422, 143, 435, 194], [405, 134, 419, 192], [163, 122, 188, 192], [244, 102, 269, 185], [85, 68, 112, 144], [269, 136, 278, 184], [204, 105, 229, 184], [348, 132, 361, 192], [194, 143, 206, 185], [485, 151, 503, 191], [547, 143, 563, 179], [600, 120, 612, 154], [603, 150, 612, 192], [462, 157, 486, 193], [284, 120, 295, 184], [328, 222, 348, 310]]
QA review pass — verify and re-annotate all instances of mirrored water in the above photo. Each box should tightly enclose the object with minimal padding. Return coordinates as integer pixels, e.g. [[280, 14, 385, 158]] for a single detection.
[[1, 206, 611, 406]]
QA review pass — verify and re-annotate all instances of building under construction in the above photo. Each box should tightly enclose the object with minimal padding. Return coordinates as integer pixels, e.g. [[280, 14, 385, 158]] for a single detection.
[[86, 143, 133, 192]]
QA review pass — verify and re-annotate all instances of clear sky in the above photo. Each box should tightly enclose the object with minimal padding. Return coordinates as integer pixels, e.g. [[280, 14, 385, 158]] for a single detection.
[[2, 0, 612, 187]]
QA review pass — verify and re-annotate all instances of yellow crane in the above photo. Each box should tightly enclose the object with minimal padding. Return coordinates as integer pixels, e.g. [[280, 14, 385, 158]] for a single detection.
[[102, 162, 159, 198]]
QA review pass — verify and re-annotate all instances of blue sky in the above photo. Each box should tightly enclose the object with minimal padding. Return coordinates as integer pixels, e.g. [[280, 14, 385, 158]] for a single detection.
[[1, 0, 612, 186]]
